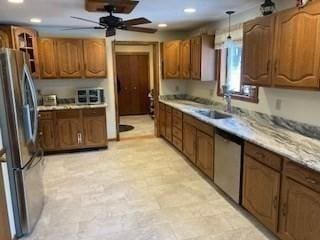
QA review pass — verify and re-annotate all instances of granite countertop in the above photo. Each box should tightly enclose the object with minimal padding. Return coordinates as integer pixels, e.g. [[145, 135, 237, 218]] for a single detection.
[[160, 99, 320, 173], [38, 103, 108, 111]]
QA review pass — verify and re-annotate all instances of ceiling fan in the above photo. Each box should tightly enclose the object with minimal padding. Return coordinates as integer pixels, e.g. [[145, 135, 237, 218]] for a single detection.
[[63, 0, 157, 37]]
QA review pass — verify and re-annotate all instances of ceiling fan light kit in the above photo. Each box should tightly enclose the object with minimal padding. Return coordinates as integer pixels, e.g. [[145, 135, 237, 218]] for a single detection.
[[66, 0, 157, 37]]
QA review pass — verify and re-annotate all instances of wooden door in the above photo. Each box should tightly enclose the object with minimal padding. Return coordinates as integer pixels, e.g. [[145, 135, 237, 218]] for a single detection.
[[13, 27, 39, 78], [0, 168, 11, 240], [116, 53, 150, 116], [38, 38, 58, 79], [83, 108, 107, 147], [56, 110, 83, 149], [0, 30, 10, 48], [165, 106, 172, 142], [183, 122, 197, 163], [163, 41, 181, 79], [56, 39, 83, 78], [180, 40, 191, 79], [83, 39, 107, 78], [190, 36, 201, 80], [279, 176, 320, 240], [273, 2, 320, 89], [39, 119, 55, 151], [196, 131, 214, 179], [159, 104, 166, 137], [242, 15, 275, 86], [242, 156, 280, 233]]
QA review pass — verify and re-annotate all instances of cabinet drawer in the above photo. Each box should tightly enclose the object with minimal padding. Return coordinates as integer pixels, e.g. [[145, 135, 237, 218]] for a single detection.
[[284, 159, 320, 193], [39, 111, 53, 120], [172, 136, 182, 151], [245, 142, 282, 171], [173, 108, 182, 119], [56, 109, 80, 119], [160, 102, 166, 110], [183, 114, 214, 136], [172, 127, 182, 140], [82, 108, 106, 117], [172, 116, 182, 130]]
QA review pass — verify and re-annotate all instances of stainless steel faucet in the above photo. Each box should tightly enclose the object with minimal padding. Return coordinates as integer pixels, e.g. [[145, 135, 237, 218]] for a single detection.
[[222, 85, 232, 113]]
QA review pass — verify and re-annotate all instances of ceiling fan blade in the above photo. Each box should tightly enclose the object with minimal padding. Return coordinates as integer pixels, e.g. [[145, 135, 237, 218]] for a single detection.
[[86, 0, 139, 14], [61, 27, 105, 31], [122, 26, 157, 33], [106, 28, 116, 37], [123, 17, 151, 26], [71, 16, 104, 26]]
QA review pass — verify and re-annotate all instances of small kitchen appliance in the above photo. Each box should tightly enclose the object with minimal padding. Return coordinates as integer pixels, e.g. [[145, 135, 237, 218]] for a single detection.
[[76, 88, 105, 105]]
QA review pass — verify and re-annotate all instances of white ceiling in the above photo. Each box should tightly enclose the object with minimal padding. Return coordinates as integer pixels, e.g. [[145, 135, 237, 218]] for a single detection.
[[0, 0, 261, 31]]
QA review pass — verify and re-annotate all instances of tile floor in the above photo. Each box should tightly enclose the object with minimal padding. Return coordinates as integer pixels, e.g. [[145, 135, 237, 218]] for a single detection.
[[120, 115, 154, 139], [23, 137, 277, 240]]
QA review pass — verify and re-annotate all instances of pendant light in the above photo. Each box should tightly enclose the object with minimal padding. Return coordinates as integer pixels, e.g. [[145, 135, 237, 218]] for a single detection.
[[260, 0, 275, 16], [224, 11, 235, 49]]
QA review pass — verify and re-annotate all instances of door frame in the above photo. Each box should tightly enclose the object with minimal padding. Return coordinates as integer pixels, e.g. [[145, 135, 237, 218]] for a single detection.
[[112, 41, 160, 141]]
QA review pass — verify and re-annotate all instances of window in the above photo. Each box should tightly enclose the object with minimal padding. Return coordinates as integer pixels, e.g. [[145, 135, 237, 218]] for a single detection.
[[216, 45, 259, 103]]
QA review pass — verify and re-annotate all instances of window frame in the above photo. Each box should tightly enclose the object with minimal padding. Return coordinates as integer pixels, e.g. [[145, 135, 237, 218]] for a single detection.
[[216, 48, 259, 104]]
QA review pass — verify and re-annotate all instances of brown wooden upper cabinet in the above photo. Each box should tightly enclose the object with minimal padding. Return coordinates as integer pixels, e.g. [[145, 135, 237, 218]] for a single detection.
[[162, 35, 215, 81], [242, 1, 320, 89], [38, 38, 107, 79], [163, 40, 181, 79], [0, 25, 40, 78], [242, 14, 275, 87]]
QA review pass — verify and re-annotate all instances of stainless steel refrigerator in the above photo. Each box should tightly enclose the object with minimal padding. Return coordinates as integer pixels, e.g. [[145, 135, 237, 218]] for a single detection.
[[0, 48, 44, 237]]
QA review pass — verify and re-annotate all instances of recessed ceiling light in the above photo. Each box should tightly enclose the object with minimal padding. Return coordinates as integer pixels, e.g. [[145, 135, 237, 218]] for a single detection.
[[158, 23, 168, 28], [8, 0, 23, 3], [184, 8, 196, 13], [30, 18, 42, 23]]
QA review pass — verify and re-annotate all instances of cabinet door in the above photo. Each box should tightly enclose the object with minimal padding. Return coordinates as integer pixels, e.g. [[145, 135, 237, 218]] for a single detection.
[[165, 107, 172, 142], [38, 38, 58, 79], [183, 122, 197, 163], [242, 156, 280, 233], [159, 105, 166, 137], [242, 15, 275, 86], [273, 2, 320, 89], [56, 39, 83, 78], [180, 40, 191, 79], [0, 30, 10, 48], [13, 27, 40, 78], [163, 41, 181, 79], [83, 116, 107, 147], [39, 119, 55, 151], [83, 39, 107, 78], [56, 111, 83, 149], [190, 36, 201, 80], [279, 176, 320, 240], [196, 130, 214, 179]]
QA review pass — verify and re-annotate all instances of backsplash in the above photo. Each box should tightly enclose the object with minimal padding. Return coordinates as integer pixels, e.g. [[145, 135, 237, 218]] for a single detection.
[[160, 94, 320, 141]]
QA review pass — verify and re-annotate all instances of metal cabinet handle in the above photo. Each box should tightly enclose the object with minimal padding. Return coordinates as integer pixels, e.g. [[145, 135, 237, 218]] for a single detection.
[[77, 133, 82, 144], [273, 196, 278, 210]]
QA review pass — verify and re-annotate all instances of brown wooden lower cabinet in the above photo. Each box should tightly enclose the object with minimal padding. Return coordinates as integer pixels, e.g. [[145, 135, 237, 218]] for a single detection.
[[196, 130, 214, 179], [159, 103, 166, 137], [38, 108, 108, 152], [182, 122, 197, 164], [243, 155, 281, 233], [159, 103, 173, 143]]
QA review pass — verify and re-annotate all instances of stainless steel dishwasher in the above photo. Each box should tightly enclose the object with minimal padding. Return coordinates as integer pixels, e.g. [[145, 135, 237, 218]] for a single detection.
[[214, 129, 244, 204]]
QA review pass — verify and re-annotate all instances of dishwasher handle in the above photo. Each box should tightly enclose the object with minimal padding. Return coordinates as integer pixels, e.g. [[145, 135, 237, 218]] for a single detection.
[[215, 129, 244, 146]]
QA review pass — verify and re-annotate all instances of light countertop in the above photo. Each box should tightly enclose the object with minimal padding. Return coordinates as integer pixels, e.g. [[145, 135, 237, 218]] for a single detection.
[[160, 99, 320, 173], [38, 103, 108, 111]]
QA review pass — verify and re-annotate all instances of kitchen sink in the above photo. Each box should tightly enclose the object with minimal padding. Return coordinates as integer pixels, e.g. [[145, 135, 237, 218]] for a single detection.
[[196, 110, 232, 120]]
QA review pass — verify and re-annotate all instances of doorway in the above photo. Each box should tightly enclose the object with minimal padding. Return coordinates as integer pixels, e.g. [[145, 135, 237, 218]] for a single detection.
[[115, 50, 155, 140]]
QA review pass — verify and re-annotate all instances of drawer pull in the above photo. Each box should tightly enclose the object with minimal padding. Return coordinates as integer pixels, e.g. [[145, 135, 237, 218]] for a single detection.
[[306, 177, 318, 185]]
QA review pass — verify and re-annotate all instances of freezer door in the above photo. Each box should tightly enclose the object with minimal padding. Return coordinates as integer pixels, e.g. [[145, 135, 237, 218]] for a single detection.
[[14, 150, 44, 235]]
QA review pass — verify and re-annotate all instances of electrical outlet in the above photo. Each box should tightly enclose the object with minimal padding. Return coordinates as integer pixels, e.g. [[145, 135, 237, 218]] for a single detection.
[[275, 99, 282, 111], [175, 85, 180, 92]]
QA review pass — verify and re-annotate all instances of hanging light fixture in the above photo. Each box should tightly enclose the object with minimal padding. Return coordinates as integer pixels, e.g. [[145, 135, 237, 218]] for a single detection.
[[223, 11, 235, 49], [260, 0, 276, 16]]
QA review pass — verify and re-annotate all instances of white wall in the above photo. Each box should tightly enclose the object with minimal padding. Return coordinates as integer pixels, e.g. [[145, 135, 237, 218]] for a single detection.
[[184, 0, 320, 126], [35, 27, 188, 139]]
